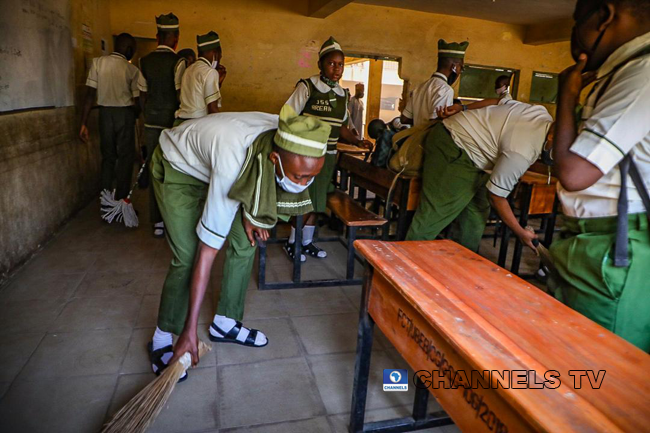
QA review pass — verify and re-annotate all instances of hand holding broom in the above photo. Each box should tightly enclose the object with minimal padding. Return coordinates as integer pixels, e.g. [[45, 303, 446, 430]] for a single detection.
[[101, 341, 211, 433]]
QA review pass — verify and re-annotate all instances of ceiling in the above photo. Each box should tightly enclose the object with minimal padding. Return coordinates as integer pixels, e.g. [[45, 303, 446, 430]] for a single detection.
[[354, 0, 575, 25]]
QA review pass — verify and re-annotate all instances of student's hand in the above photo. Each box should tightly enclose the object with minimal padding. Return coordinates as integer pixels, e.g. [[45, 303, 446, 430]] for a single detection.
[[79, 125, 89, 143], [517, 228, 539, 253], [436, 104, 462, 119], [217, 64, 227, 85], [242, 216, 269, 246], [170, 327, 200, 367], [559, 54, 588, 102], [356, 139, 373, 150]]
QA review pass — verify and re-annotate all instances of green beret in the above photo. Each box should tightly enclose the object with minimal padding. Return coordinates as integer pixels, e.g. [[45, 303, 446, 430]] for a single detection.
[[197, 31, 220, 51], [438, 39, 469, 59], [274, 105, 330, 158], [319, 36, 344, 60], [156, 13, 179, 31]]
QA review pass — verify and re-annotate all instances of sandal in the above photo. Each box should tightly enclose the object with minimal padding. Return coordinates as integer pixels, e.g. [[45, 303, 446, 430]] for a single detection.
[[153, 222, 165, 239], [147, 341, 188, 382], [283, 241, 306, 262], [303, 242, 327, 258], [209, 321, 269, 348]]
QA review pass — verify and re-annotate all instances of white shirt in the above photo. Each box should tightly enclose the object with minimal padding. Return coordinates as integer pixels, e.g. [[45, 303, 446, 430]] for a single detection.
[[443, 99, 553, 198], [349, 96, 364, 139], [402, 73, 454, 126], [558, 32, 650, 218], [137, 45, 186, 92], [159, 112, 278, 249], [175, 57, 221, 119], [285, 75, 348, 122], [85, 52, 140, 107]]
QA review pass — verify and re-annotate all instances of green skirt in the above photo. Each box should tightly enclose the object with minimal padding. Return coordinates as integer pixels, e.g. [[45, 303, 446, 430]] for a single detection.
[[308, 152, 337, 214]]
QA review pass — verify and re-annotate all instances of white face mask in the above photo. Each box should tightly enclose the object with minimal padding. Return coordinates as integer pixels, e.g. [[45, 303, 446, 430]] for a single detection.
[[275, 156, 313, 193], [496, 85, 508, 96], [211, 58, 218, 69]]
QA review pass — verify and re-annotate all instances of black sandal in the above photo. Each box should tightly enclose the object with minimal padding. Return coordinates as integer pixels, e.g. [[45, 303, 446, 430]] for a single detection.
[[209, 321, 269, 348], [283, 241, 306, 262], [303, 242, 328, 258], [147, 341, 188, 382]]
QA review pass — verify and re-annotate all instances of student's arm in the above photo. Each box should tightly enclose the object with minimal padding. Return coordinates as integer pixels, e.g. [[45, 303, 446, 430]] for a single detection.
[[79, 87, 96, 143], [169, 241, 219, 366], [175, 59, 187, 102], [400, 92, 414, 125], [205, 69, 222, 114], [139, 91, 147, 114], [428, 86, 455, 120], [489, 193, 538, 250], [340, 124, 372, 149], [137, 67, 148, 114], [437, 98, 501, 119], [217, 64, 227, 88]]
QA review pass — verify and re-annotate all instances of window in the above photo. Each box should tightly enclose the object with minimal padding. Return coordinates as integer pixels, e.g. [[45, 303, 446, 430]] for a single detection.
[[459, 65, 518, 101], [530, 71, 559, 104]]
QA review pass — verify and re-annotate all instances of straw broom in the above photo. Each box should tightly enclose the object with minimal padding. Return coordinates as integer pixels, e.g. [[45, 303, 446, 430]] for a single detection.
[[101, 341, 211, 433], [100, 160, 147, 227]]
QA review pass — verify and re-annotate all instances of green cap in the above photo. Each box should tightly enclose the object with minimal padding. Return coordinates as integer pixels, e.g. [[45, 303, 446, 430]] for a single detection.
[[319, 36, 344, 59], [197, 31, 220, 51], [274, 105, 330, 157], [156, 13, 179, 31], [437, 39, 469, 59]]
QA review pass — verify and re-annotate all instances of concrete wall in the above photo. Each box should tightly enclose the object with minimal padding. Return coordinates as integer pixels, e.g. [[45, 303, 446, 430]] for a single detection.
[[109, 0, 573, 113], [0, 0, 111, 281]]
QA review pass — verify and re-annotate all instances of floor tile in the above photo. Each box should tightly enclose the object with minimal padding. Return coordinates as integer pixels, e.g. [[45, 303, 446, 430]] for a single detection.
[[218, 357, 324, 428], [1, 272, 83, 302], [88, 249, 157, 274], [0, 299, 67, 335], [292, 312, 373, 355], [242, 289, 287, 320], [280, 287, 356, 317], [341, 285, 362, 310], [75, 271, 162, 297], [26, 250, 100, 275], [18, 329, 131, 380], [52, 295, 142, 331], [108, 368, 218, 433], [0, 333, 44, 382], [308, 351, 414, 414], [0, 382, 10, 400], [221, 416, 332, 433], [0, 374, 117, 433], [216, 318, 301, 366]]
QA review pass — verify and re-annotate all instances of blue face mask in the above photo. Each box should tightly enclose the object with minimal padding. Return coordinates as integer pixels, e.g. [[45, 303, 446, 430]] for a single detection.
[[275, 155, 313, 193]]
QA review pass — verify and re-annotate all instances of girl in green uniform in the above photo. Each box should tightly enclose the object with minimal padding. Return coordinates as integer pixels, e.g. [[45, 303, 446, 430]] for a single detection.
[[284, 36, 371, 260]]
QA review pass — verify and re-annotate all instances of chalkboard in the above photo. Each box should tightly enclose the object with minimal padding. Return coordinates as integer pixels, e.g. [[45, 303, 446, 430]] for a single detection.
[[459, 65, 518, 100], [0, 0, 74, 112], [530, 71, 558, 104]]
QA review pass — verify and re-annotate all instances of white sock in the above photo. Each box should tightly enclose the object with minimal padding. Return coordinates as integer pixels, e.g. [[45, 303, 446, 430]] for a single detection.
[[289, 226, 296, 244], [302, 225, 315, 246], [154, 222, 164, 229], [210, 314, 267, 346], [152, 327, 173, 365]]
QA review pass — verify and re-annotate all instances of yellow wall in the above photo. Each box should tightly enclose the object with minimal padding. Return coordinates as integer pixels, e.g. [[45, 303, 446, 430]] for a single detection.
[[109, 0, 572, 114]]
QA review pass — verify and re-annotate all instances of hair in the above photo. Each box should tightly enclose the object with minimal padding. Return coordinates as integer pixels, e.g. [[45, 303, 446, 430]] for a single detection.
[[178, 48, 195, 61], [367, 119, 387, 140], [495, 75, 511, 88], [198, 45, 221, 56], [157, 30, 179, 45], [437, 56, 463, 70], [114, 33, 136, 53]]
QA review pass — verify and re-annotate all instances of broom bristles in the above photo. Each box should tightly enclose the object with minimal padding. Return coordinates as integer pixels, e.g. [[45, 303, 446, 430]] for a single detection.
[[100, 189, 140, 227], [102, 341, 211, 433]]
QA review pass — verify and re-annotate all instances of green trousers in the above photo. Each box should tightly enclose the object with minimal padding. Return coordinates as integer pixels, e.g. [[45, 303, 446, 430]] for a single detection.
[[151, 146, 252, 334], [550, 213, 650, 352], [308, 153, 337, 213], [144, 127, 164, 225], [98, 107, 136, 200], [405, 123, 490, 252]]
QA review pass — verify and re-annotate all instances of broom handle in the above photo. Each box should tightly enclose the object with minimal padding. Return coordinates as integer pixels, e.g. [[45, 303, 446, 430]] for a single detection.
[[124, 161, 148, 201]]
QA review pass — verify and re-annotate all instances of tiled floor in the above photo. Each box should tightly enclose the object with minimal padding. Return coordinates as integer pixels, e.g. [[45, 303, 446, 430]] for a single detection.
[[0, 188, 544, 432]]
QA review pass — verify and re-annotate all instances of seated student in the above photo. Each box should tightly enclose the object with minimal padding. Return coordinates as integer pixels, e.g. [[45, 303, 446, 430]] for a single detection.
[[495, 74, 513, 101], [149, 106, 330, 373], [178, 48, 196, 66], [551, 0, 650, 351], [406, 98, 553, 252]]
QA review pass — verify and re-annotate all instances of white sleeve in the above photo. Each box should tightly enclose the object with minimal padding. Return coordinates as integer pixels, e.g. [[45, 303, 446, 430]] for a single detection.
[[196, 169, 240, 250], [174, 59, 187, 91], [487, 151, 533, 198], [204, 69, 221, 106], [428, 85, 455, 120], [285, 82, 309, 114], [570, 62, 650, 175], [86, 58, 99, 88]]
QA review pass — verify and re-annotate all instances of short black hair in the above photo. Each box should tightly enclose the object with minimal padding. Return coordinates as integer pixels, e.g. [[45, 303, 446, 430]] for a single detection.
[[438, 57, 463, 69], [114, 33, 135, 52], [178, 48, 196, 61], [495, 75, 511, 88]]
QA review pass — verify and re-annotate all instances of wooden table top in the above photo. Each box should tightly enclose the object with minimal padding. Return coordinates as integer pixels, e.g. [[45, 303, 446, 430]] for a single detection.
[[337, 143, 371, 154], [355, 239, 650, 433]]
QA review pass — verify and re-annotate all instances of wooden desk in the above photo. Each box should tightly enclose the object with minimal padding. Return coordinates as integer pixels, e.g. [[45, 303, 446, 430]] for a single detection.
[[350, 240, 650, 433], [338, 153, 421, 240], [337, 143, 371, 156]]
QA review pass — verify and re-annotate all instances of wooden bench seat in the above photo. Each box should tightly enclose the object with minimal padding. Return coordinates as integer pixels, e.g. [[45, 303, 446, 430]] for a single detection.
[[327, 190, 387, 227]]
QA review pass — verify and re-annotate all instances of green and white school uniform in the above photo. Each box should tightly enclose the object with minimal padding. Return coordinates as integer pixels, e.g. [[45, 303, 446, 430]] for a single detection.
[[551, 32, 650, 352], [285, 74, 349, 213]]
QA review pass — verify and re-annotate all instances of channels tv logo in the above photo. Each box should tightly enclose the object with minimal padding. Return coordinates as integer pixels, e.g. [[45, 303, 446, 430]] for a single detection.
[[383, 369, 408, 392]]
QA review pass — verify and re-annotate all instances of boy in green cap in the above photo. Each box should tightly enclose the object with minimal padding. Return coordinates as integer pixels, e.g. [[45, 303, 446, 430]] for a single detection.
[[282, 36, 372, 261], [400, 39, 468, 127], [551, 0, 650, 351], [139, 13, 186, 238], [175, 31, 226, 123], [149, 106, 330, 373]]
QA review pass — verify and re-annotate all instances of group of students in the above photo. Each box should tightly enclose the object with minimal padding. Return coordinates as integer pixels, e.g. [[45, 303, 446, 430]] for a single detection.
[[81, 0, 648, 378]]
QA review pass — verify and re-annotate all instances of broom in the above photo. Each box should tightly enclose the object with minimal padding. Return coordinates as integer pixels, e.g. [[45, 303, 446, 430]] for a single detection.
[[101, 341, 211, 433], [100, 160, 147, 227]]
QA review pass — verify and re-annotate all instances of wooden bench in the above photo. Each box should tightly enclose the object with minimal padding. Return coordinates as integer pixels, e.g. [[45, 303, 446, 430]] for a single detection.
[[350, 240, 650, 432], [257, 190, 386, 290]]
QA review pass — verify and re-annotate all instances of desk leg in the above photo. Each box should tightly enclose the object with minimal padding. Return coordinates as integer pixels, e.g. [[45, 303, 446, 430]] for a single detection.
[[350, 265, 375, 433], [292, 215, 303, 283], [544, 197, 559, 247], [511, 184, 532, 275], [412, 376, 430, 421], [340, 168, 349, 192], [396, 180, 410, 241]]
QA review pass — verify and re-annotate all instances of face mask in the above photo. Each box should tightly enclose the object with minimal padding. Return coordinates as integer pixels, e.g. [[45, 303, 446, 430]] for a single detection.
[[448, 65, 459, 85], [496, 85, 508, 96], [275, 156, 313, 193], [211, 58, 218, 69]]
